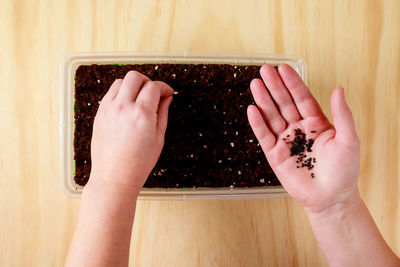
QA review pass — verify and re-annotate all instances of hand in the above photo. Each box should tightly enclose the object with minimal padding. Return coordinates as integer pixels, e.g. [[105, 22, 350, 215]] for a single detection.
[[247, 64, 360, 214], [89, 71, 174, 190]]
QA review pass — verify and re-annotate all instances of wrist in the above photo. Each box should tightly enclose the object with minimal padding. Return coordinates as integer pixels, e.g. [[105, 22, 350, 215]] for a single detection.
[[305, 187, 362, 222], [84, 174, 142, 202]]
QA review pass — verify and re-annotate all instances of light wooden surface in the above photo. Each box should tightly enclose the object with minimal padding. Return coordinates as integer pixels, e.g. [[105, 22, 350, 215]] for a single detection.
[[0, 0, 399, 266]]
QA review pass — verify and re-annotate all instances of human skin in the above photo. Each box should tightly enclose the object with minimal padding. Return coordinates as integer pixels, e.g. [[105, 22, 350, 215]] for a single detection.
[[65, 71, 173, 267], [247, 64, 400, 267], [66, 65, 399, 267]]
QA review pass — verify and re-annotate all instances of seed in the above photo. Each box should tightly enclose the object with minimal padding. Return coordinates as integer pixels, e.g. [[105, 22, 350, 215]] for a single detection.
[[286, 128, 317, 176]]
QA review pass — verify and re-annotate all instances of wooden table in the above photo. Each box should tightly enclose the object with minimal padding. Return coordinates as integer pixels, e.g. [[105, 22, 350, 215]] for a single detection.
[[1, 0, 399, 266]]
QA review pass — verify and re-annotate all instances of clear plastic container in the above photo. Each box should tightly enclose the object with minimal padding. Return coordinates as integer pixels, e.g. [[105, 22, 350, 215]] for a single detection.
[[60, 52, 307, 200]]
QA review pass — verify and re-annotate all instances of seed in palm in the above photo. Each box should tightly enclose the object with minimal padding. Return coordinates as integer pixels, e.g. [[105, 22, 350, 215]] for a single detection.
[[283, 128, 316, 178]]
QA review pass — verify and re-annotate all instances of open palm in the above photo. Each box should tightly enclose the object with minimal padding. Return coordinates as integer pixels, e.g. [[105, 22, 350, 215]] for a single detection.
[[247, 64, 360, 213]]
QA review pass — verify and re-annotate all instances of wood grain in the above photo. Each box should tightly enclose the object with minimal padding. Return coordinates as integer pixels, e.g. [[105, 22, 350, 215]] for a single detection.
[[0, 0, 399, 266]]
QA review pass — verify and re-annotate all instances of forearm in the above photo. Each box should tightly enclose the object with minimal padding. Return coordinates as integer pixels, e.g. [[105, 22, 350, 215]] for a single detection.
[[306, 188, 399, 267], [65, 178, 140, 267]]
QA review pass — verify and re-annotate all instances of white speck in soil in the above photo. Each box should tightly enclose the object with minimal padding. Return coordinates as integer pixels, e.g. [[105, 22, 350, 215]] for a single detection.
[[87, 103, 91, 106], [199, 133, 203, 137], [154, 65, 159, 70], [218, 160, 222, 163], [84, 160, 87, 164], [249, 139, 254, 143], [238, 170, 242, 175], [228, 157, 232, 161], [173, 91, 179, 95], [203, 145, 208, 149], [172, 74, 176, 78], [97, 79, 101, 83], [260, 178, 265, 183], [194, 80, 196, 83], [233, 73, 237, 78], [184, 68, 187, 72], [224, 131, 227, 135], [213, 105, 217, 110], [234, 65, 237, 69], [235, 131, 238, 136], [230, 142, 235, 147], [190, 153, 194, 158]]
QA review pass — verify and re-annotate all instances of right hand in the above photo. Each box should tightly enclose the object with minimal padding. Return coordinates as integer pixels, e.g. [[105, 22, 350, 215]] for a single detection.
[[247, 64, 360, 215], [89, 71, 174, 191]]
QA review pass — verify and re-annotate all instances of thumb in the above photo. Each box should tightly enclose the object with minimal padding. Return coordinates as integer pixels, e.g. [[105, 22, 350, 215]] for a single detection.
[[157, 96, 173, 134], [330, 87, 359, 146]]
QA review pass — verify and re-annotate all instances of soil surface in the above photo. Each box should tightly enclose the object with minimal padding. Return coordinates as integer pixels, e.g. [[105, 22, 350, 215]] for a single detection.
[[74, 63, 280, 188]]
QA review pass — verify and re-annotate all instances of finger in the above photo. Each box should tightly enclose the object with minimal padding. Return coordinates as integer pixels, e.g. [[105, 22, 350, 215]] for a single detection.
[[278, 64, 326, 119], [247, 105, 276, 153], [102, 79, 123, 103], [116, 71, 150, 102], [250, 78, 286, 135], [330, 87, 359, 146], [260, 64, 301, 123], [157, 96, 173, 133], [136, 81, 174, 112]]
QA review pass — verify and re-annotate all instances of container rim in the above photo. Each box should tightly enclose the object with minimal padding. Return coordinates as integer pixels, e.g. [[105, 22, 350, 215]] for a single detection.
[[60, 52, 307, 200]]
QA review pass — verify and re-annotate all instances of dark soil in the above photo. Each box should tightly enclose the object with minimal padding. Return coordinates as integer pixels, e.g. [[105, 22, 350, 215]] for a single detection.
[[74, 63, 280, 188]]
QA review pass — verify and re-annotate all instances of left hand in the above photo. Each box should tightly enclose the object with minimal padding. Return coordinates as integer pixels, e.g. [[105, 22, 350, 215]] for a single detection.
[[89, 71, 174, 190]]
